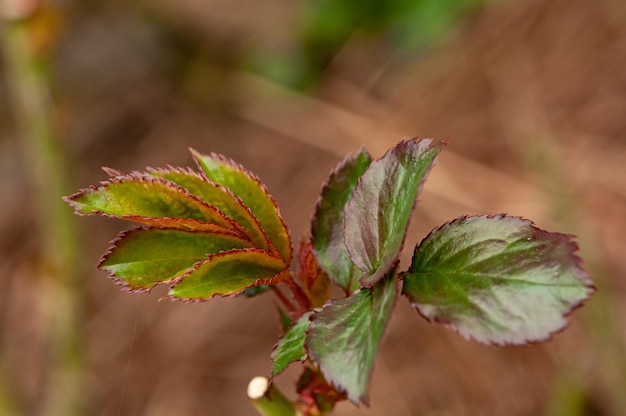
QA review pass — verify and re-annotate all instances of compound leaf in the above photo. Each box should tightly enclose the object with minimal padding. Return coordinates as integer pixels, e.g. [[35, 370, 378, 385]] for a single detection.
[[402, 214, 595, 345], [191, 149, 292, 263], [64, 173, 241, 234], [148, 167, 270, 250], [100, 228, 252, 291], [168, 248, 287, 300], [344, 138, 444, 287], [306, 271, 397, 405], [311, 148, 371, 292], [272, 312, 312, 376]]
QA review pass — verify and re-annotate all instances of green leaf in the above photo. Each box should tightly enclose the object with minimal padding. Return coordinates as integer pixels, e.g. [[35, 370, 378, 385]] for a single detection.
[[401, 215, 596, 345], [148, 167, 270, 250], [168, 248, 287, 300], [64, 173, 242, 235], [344, 138, 444, 287], [242, 284, 271, 297], [271, 312, 312, 376], [306, 271, 397, 405], [311, 148, 372, 292], [191, 149, 292, 263], [99, 228, 252, 291]]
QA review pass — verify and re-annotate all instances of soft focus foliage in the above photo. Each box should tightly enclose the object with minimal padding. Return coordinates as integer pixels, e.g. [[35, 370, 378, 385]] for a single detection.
[[65, 138, 594, 411], [65, 149, 291, 301]]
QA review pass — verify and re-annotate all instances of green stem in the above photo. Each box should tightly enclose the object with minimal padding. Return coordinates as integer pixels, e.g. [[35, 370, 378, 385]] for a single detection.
[[1, 5, 84, 416], [248, 377, 300, 416]]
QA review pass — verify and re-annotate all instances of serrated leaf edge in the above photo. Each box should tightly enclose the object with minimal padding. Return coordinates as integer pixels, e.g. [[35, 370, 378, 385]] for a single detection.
[[270, 311, 313, 377], [304, 275, 399, 405], [310, 146, 370, 244], [400, 213, 596, 346], [343, 138, 446, 288], [310, 147, 371, 292], [96, 226, 252, 293], [190, 148, 293, 263], [62, 171, 238, 231], [102, 166, 123, 176], [145, 165, 271, 249], [167, 247, 289, 303]]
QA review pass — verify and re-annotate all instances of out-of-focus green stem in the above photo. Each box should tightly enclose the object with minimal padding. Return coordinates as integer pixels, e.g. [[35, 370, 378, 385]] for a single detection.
[[1, 4, 84, 416], [248, 377, 300, 416], [0, 372, 18, 416]]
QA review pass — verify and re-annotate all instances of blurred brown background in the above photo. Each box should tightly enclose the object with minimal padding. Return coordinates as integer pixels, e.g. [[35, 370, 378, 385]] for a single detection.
[[1, 0, 625, 415]]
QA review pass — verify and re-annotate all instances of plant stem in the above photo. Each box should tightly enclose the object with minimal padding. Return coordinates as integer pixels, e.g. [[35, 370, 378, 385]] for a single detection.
[[1, 4, 84, 416], [248, 376, 300, 416], [271, 285, 299, 314], [283, 273, 311, 312]]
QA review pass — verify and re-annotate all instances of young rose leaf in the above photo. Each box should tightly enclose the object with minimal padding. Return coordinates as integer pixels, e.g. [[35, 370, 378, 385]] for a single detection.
[[311, 148, 372, 292], [64, 173, 241, 234], [191, 149, 292, 263], [148, 167, 270, 250], [242, 284, 271, 297], [298, 240, 331, 307], [100, 228, 252, 291], [401, 215, 595, 345], [271, 312, 312, 376], [306, 271, 397, 405], [344, 138, 445, 287], [168, 248, 288, 301]]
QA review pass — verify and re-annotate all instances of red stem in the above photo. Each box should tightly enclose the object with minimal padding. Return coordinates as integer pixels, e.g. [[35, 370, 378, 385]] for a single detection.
[[270, 285, 298, 314], [283, 273, 311, 312]]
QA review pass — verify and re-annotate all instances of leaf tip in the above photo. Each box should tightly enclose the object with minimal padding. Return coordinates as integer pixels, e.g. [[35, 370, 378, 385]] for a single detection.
[[62, 188, 95, 215], [188, 147, 203, 160]]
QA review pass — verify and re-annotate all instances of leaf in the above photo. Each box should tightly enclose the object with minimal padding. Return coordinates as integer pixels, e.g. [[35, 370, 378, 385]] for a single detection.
[[305, 271, 397, 405], [191, 149, 292, 263], [64, 173, 242, 235], [148, 167, 270, 250], [298, 240, 331, 307], [242, 284, 271, 298], [344, 138, 445, 287], [271, 312, 312, 376], [168, 248, 288, 300], [99, 228, 252, 291], [401, 214, 596, 345], [311, 148, 372, 292]]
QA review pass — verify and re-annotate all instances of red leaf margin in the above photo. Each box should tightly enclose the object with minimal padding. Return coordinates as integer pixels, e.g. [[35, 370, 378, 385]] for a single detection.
[[144, 165, 271, 249], [190, 148, 293, 264], [310, 147, 372, 293], [401, 213, 597, 346], [343, 138, 446, 288], [63, 172, 248, 239], [96, 226, 253, 294], [166, 248, 290, 303]]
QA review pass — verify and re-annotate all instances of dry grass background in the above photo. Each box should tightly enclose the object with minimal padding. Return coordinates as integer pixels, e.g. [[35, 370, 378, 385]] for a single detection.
[[1, 0, 625, 415]]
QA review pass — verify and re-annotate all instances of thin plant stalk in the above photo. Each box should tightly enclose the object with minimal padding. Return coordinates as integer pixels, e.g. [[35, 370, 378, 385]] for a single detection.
[[248, 376, 300, 416], [1, 4, 84, 416]]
